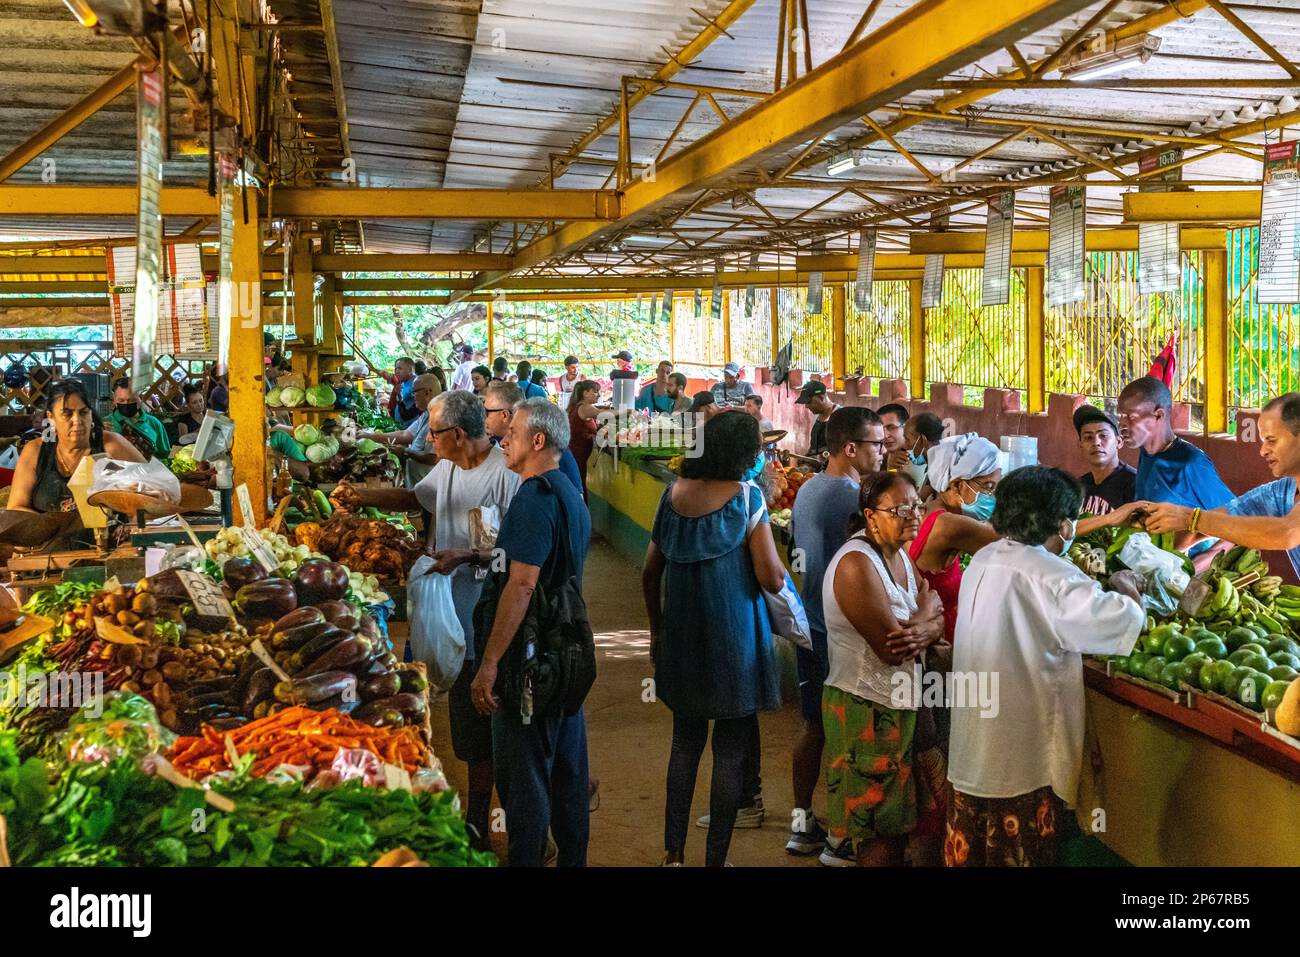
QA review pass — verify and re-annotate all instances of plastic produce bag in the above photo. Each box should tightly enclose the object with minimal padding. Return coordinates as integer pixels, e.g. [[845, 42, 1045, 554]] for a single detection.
[[91, 455, 182, 504], [63, 692, 175, 765], [406, 556, 466, 692], [1118, 531, 1190, 617]]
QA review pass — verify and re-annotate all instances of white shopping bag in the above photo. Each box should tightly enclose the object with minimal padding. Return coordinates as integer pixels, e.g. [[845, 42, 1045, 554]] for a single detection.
[[0, 445, 18, 471], [406, 555, 466, 692]]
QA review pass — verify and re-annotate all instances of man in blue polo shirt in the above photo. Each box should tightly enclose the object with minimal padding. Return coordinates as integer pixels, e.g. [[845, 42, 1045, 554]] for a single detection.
[[1118, 376, 1232, 511], [1143, 393, 1300, 576]]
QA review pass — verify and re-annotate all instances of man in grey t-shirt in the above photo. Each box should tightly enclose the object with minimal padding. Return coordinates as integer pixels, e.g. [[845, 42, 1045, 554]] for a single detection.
[[786, 406, 884, 860]]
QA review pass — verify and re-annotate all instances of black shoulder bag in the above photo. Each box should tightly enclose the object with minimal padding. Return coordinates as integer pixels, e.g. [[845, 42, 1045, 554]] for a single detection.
[[472, 472, 596, 721]]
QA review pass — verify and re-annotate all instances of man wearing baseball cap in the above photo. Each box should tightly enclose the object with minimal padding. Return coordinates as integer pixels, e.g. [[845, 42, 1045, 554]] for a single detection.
[[1074, 404, 1136, 515], [795, 380, 839, 459], [711, 361, 755, 407], [611, 350, 635, 374], [450, 343, 477, 391]]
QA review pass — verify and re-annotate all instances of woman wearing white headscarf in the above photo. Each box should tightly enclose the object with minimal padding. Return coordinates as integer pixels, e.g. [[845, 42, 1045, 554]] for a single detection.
[[907, 433, 1003, 644]]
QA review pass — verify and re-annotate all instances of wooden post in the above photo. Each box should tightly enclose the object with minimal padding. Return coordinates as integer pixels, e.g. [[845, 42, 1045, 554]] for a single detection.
[[831, 283, 846, 389], [1204, 248, 1229, 433], [1026, 266, 1046, 414], [908, 277, 924, 400]]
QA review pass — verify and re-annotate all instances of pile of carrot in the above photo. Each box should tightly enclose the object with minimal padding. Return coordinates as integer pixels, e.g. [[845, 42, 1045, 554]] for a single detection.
[[168, 706, 430, 780]]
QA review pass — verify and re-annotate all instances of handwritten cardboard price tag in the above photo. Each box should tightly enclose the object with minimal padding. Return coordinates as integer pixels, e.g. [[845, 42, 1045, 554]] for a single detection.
[[239, 526, 280, 574], [174, 569, 234, 621]]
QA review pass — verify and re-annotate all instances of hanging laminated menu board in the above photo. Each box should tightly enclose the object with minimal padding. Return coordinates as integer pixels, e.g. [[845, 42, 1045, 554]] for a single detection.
[[163, 244, 210, 354], [854, 228, 876, 311], [981, 191, 1015, 307], [131, 66, 166, 396], [805, 271, 824, 314], [1137, 149, 1182, 296], [216, 153, 237, 370], [710, 268, 723, 320], [921, 254, 945, 308], [176, 283, 220, 360], [107, 245, 138, 357], [745, 251, 759, 313], [1258, 141, 1300, 304], [1047, 184, 1086, 307], [660, 289, 674, 322]]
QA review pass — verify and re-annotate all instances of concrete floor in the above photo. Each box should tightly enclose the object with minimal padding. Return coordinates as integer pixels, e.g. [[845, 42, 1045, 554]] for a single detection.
[[395, 537, 818, 867]]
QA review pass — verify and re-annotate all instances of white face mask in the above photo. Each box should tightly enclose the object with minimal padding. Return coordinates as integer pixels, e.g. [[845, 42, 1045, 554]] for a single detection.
[[902, 459, 927, 488]]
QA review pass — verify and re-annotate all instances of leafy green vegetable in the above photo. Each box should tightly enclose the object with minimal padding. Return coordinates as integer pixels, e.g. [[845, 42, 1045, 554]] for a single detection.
[[21, 582, 101, 620]]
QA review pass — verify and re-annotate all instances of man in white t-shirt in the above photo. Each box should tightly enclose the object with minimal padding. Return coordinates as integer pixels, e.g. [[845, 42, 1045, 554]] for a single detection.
[[451, 344, 477, 391], [333, 390, 517, 850], [417, 390, 520, 848]]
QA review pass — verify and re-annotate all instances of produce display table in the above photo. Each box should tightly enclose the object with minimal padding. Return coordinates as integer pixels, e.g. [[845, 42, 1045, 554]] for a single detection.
[[1078, 661, 1300, 866]]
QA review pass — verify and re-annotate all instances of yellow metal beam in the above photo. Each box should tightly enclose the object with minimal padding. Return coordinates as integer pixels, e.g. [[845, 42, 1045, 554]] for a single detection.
[[897, 228, 1229, 257], [0, 59, 142, 183], [490, 0, 1099, 284], [0, 186, 219, 218], [0, 254, 281, 276], [1026, 267, 1045, 414], [271, 188, 620, 221], [908, 278, 925, 399], [1204, 249, 1229, 433], [314, 253, 514, 272], [1123, 191, 1261, 225], [0, 305, 110, 328]]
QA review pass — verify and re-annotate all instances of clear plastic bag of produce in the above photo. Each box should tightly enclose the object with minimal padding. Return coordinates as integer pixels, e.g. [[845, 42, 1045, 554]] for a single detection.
[[91, 455, 182, 504], [406, 556, 466, 692], [1118, 531, 1190, 617], [329, 747, 385, 787], [63, 692, 175, 765]]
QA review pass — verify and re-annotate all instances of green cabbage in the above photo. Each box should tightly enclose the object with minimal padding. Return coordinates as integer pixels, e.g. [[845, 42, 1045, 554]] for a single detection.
[[305, 442, 334, 463], [355, 438, 381, 455], [266, 386, 283, 407], [307, 383, 337, 408], [293, 423, 321, 446], [279, 386, 305, 407], [320, 436, 340, 457]]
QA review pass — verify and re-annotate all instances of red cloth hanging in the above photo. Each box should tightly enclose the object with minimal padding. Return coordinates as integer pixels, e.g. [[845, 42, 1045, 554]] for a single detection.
[[1148, 332, 1177, 389]]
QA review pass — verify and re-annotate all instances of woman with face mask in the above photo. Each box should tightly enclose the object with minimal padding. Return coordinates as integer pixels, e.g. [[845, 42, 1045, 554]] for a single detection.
[[7, 379, 144, 517], [907, 433, 1002, 647], [945, 467, 1144, 867]]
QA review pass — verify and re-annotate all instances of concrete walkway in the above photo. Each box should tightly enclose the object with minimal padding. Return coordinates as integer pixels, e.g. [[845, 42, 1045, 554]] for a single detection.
[[413, 537, 818, 867]]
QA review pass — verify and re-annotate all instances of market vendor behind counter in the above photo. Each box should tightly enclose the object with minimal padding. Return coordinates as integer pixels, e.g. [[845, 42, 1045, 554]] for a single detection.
[[6, 380, 143, 521], [105, 377, 171, 459]]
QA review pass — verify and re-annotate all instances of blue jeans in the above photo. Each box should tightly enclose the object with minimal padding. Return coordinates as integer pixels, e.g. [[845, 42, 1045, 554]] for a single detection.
[[492, 708, 590, 867]]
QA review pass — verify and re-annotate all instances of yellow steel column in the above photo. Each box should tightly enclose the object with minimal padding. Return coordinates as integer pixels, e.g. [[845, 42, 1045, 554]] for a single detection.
[[1204, 248, 1229, 433], [1026, 266, 1046, 413], [229, 198, 268, 523], [290, 236, 316, 382], [721, 288, 732, 364], [668, 292, 676, 363], [908, 278, 924, 400], [769, 287, 779, 364], [831, 283, 846, 389]]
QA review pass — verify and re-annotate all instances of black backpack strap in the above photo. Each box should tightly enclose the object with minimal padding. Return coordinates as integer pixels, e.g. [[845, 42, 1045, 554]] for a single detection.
[[535, 469, 578, 588]]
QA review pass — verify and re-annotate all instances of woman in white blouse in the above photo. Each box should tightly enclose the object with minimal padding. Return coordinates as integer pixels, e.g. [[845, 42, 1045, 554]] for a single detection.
[[820, 471, 946, 867], [946, 465, 1144, 867]]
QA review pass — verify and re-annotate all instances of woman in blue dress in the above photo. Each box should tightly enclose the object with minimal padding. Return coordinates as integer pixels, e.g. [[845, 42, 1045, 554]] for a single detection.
[[641, 411, 787, 866]]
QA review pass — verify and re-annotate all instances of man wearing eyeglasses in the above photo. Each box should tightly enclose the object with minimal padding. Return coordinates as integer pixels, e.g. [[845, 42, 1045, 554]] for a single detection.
[[785, 406, 885, 859], [484, 381, 584, 495], [359, 373, 442, 488]]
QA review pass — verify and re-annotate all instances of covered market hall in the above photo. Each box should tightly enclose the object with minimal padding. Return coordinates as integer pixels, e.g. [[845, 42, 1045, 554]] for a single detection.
[[1, 0, 1300, 882]]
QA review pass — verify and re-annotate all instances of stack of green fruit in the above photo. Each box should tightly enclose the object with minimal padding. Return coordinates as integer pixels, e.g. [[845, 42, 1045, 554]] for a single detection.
[[1110, 618, 1299, 714], [1192, 546, 1294, 635]]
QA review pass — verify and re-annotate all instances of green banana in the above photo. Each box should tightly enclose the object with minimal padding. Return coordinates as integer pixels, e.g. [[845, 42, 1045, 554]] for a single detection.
[[1221, 545, 1247, 570], [1234, 548, 1262, 574], [1257, 612, 1286, 633], [1278, 584, 1300, 601], [1210, 575, 1233, 612]]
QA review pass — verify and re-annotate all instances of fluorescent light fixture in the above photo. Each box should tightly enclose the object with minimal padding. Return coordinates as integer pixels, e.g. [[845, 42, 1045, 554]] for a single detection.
[[1058, 33, 1161, 81], [827, 149, 865, 176]]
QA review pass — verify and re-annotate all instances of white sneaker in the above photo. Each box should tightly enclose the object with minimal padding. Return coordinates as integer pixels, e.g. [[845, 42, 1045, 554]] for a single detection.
[[696, 797, 765, 830], [818, 838, 857, 867], [786, 812, 828, 855]]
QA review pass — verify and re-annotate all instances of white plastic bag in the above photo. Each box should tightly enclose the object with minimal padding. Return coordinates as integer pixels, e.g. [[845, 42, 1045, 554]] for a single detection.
[[90, 456, 182, 504], [0, 445, 18, 471], [406, 555, 465, 692], [1118, 531, 1190, 616]]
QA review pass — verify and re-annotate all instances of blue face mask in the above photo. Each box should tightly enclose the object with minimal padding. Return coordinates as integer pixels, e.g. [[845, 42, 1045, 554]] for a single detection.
[[741, 452, 765, 482], [961, 487, 996, 522]]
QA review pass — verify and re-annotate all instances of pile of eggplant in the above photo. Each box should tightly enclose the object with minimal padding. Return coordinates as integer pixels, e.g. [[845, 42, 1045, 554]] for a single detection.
[[177, 557, 428, 733]]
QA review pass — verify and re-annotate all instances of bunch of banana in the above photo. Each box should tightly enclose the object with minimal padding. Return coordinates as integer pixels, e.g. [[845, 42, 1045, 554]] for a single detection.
[[1196, 573, 1241, 621], [1067, 542, 1107, 578], [1275, 583, 1300, 621], [1253, 574, 1284, 600]]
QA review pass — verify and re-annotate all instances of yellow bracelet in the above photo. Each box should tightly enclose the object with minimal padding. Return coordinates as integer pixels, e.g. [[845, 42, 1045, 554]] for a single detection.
[[1189, 507, 1201, 534]]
